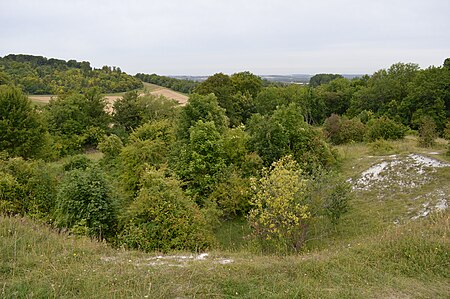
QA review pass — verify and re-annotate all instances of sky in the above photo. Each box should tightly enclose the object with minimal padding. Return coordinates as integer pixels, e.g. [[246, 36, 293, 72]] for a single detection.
[[1, 0, 449, 76]]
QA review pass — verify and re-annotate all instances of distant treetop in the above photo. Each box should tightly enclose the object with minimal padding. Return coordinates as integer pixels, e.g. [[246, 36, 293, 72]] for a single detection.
[[0, 54, 142, 94]]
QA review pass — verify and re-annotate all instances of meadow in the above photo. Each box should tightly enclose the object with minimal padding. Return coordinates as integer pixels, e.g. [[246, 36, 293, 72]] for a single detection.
[[1, 137, 448, 298]]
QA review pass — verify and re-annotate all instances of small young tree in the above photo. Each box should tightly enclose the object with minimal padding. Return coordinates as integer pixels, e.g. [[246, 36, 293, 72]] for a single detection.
[[55, 167, 116, 239], [248, 156, 310, 252], [418, 116, 437, 147], [0, 85, 47, 158]]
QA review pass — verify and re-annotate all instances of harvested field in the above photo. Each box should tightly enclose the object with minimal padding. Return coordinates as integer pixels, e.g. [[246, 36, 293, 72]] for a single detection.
[[28, 86, 189, 111]]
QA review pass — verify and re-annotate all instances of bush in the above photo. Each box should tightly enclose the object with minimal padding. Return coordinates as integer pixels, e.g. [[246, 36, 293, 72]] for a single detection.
[[0, 172, 24, 215], [117, 167, 214, 252], [209, 169, 252, 219], [368, 139, 396, 156], [305, 170, 351, 225], [418, 117, 437, 147], [365, 116, 407, 141], [248, 156, 310, 253], [98, 134, 123, 161], [0, 157, 57, 219], [323, 114, 366, 144], [248, 156, 351, 253], [62, 154, 92, 171], [55, 167, 116, 239]]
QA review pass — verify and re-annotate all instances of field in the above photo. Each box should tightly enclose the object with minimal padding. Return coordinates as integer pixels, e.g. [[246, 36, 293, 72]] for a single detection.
[[1, 137, 449, 298], [29, 82, 189, 110]]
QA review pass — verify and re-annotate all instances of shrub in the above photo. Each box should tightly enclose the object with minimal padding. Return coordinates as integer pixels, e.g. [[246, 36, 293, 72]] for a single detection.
[[0, 172, 24, 215], [117, 167, 214, 252], [62, 154, 92, 171], [0, 157, 57, 219], [365, 116, 407, 141], [248, 156, 310, 253], [55, 167, 116, 239], [248, 156, 351, 253], [305, 170, 351, 225], [209, 169, 252, 219], [79, 126, 105, 148], [98, 134, 123, 161], [369, 139, 396, 156], [323, 114, 366, 144], [418, 117, 437, 147]]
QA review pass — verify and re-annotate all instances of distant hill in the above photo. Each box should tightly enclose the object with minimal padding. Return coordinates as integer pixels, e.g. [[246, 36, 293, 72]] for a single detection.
[[0, 54, 142, 94], [171, 74, 364, 84]]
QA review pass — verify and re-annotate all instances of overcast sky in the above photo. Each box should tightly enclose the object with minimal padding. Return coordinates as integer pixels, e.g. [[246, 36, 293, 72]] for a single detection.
[[1, 0, 449, 75]]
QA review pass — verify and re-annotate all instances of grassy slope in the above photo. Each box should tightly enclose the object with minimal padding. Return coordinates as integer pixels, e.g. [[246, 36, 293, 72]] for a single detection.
[[1, 138, 449, 298]]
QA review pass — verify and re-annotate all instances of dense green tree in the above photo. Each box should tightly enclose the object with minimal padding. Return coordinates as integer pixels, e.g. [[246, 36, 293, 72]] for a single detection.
[[45, 89, 110, 154], [176, 93, 228, 140], [230, 71, 263, 98], [309, 73, 343, 87], [173, 120, 227, 202], [0, 54, 142, 94], [348, 63, 419, 119], [402, 66, 450, 132], [0, 85, 47, 158], [248, 103, 336, 171], [314, 78, 354, 118]]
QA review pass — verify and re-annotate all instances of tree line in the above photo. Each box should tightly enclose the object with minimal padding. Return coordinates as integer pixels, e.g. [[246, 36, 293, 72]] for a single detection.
[[135, 73, 198, 94], [0, 54, 142, 94]]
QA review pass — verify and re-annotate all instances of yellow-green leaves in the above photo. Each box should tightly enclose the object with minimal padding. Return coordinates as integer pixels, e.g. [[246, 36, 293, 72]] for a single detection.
[[248, 156, 310, 252]]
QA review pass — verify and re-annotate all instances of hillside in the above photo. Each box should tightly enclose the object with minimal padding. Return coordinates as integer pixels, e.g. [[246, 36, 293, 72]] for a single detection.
[[1, 138, 448, 298], [0, 54, 142, 94], [29, 82, 189, 111]]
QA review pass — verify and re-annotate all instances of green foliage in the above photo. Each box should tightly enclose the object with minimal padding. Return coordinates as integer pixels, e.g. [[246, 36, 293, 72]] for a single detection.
[[368, 139, 396, 156], [62, 154, 92, 171], [0, 54, 142, 94], [176, 93, 228, 141], [309, 73, 343, 87], [230, 71, 263, 99], [248, 156, 351, 253], [0, 85, 47, 158], [209, 169, 252, 219], [173, 120, 227, 202], [248, 104, 336, 172], [113, 92, 178, 133], [417, 116, 438, 147], [349, 63, 419, 117], [55, 167, 116, 239], [0, 157, 57, 219], [323, 114, 367, 144], [248, 156, 310, 252], [0, 171, 24, 215], [117, 167, 214, 252], [313, 77, 354, 119], [98, 134, 123, 161], [45, 90, 110, 154], [365, 116, 407, 142], [119, 140, 168, 195], [135, 73, 198, 93], [193, 72, 261, 126], [405, 66, 449, 133], [305, 171, 351, 225], [129, 119, 174, 145]]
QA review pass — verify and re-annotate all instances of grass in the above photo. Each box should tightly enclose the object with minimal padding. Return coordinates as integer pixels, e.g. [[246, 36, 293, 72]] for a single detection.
[[1, 138, 449, 298]]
